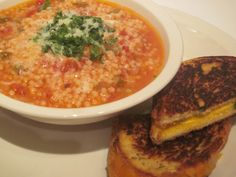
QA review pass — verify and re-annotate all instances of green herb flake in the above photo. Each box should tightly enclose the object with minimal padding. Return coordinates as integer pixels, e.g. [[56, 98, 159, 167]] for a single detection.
[[90, 45, 103, 60], [39, 0, 51, 11], [105, 24, 116, 33], [34, 11, 118, 61], [104, 36, 118, 51], [105, 37, 118, 46]]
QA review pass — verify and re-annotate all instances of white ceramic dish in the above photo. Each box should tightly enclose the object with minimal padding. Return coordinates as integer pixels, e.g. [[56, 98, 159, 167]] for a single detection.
[[0, 6, 235, 177], [0, 0, 183, 125]]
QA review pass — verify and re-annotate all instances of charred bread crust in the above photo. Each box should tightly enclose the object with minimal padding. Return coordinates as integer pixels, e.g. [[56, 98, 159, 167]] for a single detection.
[[152, 56, 236, 124], [108, 114, 232, 177]]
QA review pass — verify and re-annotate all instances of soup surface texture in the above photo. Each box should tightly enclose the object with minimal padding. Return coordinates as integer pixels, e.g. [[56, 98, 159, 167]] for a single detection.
[[0, 0, 164, 108]]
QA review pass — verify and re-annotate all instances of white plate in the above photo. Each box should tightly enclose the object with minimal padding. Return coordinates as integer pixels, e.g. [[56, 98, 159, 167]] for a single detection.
[[163, 8, 236, 177], [0, 6, 235, 177]]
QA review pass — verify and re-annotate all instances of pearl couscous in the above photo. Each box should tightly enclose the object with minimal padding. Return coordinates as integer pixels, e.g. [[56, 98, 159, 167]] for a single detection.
[[0, 0, 164, 108]]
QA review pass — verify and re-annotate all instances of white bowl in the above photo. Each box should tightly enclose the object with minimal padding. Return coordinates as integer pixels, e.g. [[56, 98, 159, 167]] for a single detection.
[[0, 0, 183, 125]]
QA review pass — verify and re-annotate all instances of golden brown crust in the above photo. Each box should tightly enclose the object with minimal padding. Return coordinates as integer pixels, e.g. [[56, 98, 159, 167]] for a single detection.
[[107, 114, 232, 177], [152, 56, 236, 124]]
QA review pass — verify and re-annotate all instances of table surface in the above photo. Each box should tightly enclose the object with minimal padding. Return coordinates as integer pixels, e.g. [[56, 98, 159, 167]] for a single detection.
[[152, 0, 236, 40]]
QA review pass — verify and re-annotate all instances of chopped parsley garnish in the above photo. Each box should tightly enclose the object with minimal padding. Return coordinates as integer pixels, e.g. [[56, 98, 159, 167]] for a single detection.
[[39, 0, 51, 11], [105, 36, 118, 46], [34, 11, 117, 61]]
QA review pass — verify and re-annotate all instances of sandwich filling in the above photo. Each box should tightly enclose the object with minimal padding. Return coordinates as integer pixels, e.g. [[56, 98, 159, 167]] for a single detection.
[[157, 101, 236, 141], [151, 56, 236, 144]]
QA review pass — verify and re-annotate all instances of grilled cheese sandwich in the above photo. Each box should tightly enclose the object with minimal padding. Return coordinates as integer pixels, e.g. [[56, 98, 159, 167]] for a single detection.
[[108, 115, 232, 177], [151, 56, 236, 144]]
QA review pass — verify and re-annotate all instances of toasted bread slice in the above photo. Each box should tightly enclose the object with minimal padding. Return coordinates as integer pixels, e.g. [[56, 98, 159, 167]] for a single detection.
[[151, 56, 236, 144], [108, 115, 232, 177]]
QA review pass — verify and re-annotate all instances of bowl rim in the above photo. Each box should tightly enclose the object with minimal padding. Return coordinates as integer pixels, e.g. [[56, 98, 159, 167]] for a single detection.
[[0, 0, 183, 123]]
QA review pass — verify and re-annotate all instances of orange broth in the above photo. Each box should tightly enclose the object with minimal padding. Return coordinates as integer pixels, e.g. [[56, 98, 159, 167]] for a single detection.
[[0, 0, 164, 108]]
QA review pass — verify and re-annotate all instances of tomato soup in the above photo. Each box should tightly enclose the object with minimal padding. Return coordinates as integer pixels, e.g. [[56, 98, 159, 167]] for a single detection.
[[0, 0, 164, 108]]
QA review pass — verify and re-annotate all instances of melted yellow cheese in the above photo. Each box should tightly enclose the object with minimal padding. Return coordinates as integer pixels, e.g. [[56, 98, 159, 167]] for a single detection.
[[161, 102, 235, 140]]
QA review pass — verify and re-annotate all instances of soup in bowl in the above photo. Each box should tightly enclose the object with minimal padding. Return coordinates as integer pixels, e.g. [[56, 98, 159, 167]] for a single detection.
[[0, 0, 183, 124]]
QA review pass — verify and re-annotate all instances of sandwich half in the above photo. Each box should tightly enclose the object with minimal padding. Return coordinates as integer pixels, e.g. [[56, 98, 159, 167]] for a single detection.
[[107, 114, 232, 177], [151, 56, 236, 144]]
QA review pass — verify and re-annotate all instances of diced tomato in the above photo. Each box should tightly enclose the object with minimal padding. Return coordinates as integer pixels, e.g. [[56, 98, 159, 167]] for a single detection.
[[52, 59, 81, 72], [25, 0, 46, 17], [60, 59, 79, 73], [36, 0, 45, 5], [10, 83, 27, 96], [52, 61, 60, 71], [44, 87, 52, 99], [90, 12, 96, 16], [122, 46, 129, 53], [40, 59, 51, 68], [64, 83, 71, 89], [119, 39, 125, 45], [119, 29, 127, 36], [25, 7, 39, 17], [0, 26, 13, 38], [119, 39, 129, 53]]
